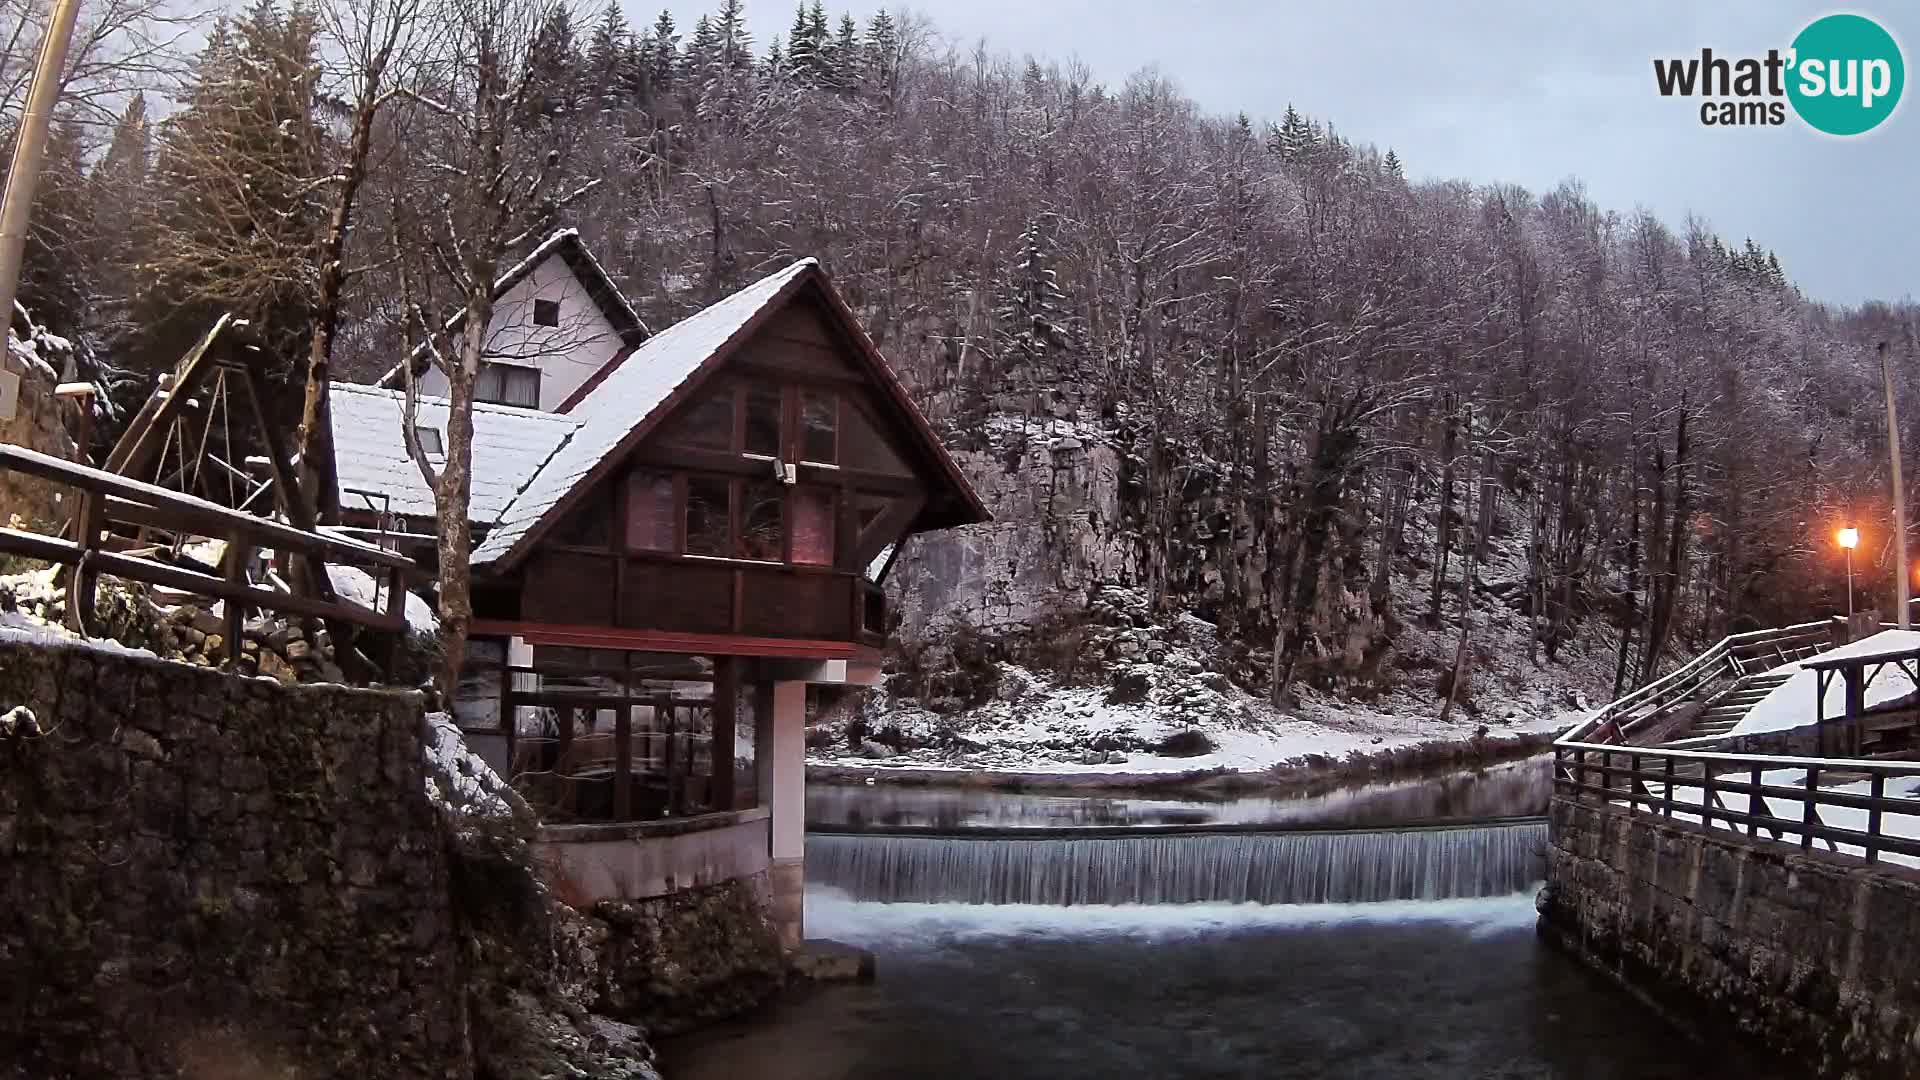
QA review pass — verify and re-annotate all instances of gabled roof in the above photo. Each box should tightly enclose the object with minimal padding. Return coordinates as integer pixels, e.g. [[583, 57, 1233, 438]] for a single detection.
[[470, 258, 990, 570], [330, 382, 580, 522], [376, 228, 648, 388]]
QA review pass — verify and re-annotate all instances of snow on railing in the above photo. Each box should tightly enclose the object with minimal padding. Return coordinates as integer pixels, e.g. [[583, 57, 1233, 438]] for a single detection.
[[1553, 740, 1920, 867], [1558, 621, 1831, 746]]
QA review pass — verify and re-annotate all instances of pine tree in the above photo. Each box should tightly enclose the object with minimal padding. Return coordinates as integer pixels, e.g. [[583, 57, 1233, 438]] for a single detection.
[[997, 215, 1072, 372], [129, 1, 324, 378], [85, 93, 150, 341], [586, 1, 631, 112], [650, 10, 679, 92], [766, 34, 787, 76], [525, 6, 581, 120], [1270, 103, 1313, 161], [715, 0, 752, 73], [829, 12, 859, 90], [864, 9, 899, 98], [1383, 147, 1403, 178], [786, 3, 817, 81], [14, 118, 92, 337]]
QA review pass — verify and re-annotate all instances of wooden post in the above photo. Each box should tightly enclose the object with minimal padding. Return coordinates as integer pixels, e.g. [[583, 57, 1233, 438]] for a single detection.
[[1701, 762, 1716, 830], [1664, 755, 1675, 818], [222, 536, 252, 672], [1866, 773, 1885, 864], [712, 656, 738, 811], [64, 485, 101, 634], [1749, 765, 1763, 836], [614, 705, 632, 821], [1802, 765, 1818, 850]]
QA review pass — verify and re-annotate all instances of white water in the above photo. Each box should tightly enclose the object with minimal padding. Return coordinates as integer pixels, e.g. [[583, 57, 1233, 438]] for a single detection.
[[805, 821, 1547, 905]]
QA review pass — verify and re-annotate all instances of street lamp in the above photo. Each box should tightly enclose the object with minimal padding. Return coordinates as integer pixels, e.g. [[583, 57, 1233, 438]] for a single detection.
[[1839, 527, 1860, 619]]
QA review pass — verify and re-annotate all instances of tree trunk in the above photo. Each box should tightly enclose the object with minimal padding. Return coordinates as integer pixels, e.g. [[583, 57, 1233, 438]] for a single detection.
[[1427, 397, 1458, 626], [1440, 446, 1485, 726]]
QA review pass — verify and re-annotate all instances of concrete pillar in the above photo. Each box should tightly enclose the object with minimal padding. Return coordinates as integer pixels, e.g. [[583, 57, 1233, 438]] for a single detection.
[[766, 679, 807, 949]]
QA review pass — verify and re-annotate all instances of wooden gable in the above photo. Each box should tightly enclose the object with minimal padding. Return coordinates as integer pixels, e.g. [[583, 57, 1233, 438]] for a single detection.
[[503, 287, 947, 646]]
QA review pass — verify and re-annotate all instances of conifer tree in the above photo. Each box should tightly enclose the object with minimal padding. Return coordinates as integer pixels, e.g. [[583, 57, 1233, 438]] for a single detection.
[[586, 1, 631, 112], [650, 10, 679, 92], [129, 1, 324, 378]]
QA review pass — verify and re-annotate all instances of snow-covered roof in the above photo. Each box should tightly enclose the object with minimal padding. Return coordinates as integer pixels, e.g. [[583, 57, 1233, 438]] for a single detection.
[[375, 227, 648, 389], [330, 382, 580, 523], [471, 259, 818, 565]]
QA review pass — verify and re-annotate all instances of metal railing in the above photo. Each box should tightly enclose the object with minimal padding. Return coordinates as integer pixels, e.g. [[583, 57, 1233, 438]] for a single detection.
[[1562, 621, 1832, 745], [1553, 740, 1920, 865]]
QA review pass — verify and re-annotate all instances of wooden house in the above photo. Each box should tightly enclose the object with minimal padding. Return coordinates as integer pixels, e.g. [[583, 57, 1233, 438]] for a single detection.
[[331, 239, 987, 945]]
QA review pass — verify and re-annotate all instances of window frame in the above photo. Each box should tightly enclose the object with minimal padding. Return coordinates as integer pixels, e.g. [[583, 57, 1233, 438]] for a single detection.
[[475, 360, 542, 409], [532, 298, 561, 327]]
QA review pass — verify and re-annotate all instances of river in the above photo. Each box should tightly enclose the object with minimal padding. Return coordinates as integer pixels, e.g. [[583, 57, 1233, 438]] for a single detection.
[[663, 759, 1787, 1079]]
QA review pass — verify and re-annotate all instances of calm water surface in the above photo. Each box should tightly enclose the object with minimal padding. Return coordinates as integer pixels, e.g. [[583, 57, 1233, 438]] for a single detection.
[[667, 770, 1783, 1080], [665, 889, 1784, 1080]]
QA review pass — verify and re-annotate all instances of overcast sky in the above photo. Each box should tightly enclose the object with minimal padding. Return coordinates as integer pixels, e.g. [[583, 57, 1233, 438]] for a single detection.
[[657, 1, 1914, 307]]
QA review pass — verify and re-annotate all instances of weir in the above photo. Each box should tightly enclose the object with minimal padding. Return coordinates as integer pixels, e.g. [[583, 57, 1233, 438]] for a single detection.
[[805, 818, 1546, 905]]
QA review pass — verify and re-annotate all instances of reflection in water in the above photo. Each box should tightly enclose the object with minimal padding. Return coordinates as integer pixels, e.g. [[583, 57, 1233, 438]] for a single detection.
[[663, 888, 1786, 1080], [806, 756, 1551, 831]]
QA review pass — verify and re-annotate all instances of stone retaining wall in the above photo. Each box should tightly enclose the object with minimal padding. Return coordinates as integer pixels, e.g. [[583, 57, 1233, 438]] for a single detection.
[[0, 636, 469, 1079], [1540, 796, 1920, 1078]]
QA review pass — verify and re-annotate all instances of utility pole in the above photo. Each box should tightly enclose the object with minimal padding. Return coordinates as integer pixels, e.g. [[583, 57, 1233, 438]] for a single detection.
[[1883, 341, 1910, 629], [0, 0, 84, 337]]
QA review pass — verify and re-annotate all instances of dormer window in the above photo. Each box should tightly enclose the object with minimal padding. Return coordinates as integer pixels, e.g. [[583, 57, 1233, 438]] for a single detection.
[[533, 298, 560, 327]]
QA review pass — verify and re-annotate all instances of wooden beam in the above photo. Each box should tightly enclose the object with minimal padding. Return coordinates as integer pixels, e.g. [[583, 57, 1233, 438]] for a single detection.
[[852, 493, 925, 567], [105, 315, 233, 478], [712, 656, 738, 810], [0, 527, 404, 633], [470, 619, 857, 660], [0, 445, 411, 569]]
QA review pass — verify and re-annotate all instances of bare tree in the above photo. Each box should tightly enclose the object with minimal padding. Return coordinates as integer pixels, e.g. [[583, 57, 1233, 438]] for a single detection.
[[390, 0, 593, 693]]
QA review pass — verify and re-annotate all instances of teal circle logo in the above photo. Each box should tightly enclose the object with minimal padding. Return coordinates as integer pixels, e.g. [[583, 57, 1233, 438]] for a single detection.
[[1787, 13, 1905, 135]]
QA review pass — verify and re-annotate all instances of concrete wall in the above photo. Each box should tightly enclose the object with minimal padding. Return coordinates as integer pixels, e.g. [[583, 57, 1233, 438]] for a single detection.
[[1541, 796, 1920, 1078], [533, 808, 771, 904], [418, 256, 625, 411], [0, 636, 469, 1079]]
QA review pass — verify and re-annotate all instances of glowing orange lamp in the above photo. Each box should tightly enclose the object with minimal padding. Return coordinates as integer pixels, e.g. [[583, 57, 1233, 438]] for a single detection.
[[1839, 527, 1860, 618]]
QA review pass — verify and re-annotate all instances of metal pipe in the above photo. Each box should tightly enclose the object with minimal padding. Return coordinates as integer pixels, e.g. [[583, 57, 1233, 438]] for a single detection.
[[0, 0, 83, 336]]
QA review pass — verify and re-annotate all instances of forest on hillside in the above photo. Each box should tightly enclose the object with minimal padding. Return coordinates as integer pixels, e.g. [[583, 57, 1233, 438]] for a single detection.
[[7, 0, 1919, 703]]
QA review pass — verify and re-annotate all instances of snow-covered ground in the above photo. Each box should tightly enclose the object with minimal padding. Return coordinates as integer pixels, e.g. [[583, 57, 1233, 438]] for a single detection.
[[819, 513, 1617, 778]]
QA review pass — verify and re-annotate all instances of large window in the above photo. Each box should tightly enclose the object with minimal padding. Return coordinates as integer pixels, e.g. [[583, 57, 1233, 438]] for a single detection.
[[740, 480, 785, 561], [626, 471, 675, 552], [801, 390, 838, 464], [476, 361, 541, 408], [744, 384, 783, 457], [793, 487, 835, 565], [685, 476, 731, 556]]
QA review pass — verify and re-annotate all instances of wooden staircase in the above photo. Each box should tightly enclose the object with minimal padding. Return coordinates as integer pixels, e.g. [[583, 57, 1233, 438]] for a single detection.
[[1671, 670, 1797, 742]]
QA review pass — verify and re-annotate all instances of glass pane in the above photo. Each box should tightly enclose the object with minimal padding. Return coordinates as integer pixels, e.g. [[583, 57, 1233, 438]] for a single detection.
[[661, 387, 734, 450], [740, 480, 784, 561], [505, 367, 540, 408], [745, 384, 782, 456], [793, 487, 834, 565], [842, 402, 913, 476], [686, 476, 731, 556], [801, 390, 837, 463], [626, 470, 675, 552], [555, 490, 611, 547], [475, 363, 504, 403]]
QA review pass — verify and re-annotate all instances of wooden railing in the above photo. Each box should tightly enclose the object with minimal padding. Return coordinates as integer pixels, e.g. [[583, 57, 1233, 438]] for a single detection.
[[0, 443, 413, 666], [1561, 621, 1832, 745], [1553, 740, 1920, 865]]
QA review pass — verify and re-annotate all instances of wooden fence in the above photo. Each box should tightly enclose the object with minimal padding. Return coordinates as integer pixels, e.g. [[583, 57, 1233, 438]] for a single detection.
[[1553, 740, 1920, 865], [0, 442, 413, 671]]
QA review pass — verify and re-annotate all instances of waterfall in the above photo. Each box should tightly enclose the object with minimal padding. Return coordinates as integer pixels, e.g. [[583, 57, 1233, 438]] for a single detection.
[[805, 821, 1546, 906]]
